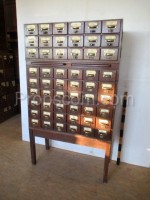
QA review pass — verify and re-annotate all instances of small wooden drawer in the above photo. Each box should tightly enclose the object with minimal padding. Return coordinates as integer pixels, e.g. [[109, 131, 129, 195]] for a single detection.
[[42, 120, 53, 130], [39, 23, 52, 35], [25, 36, 38, 47], [81, 115, 95, 128], [54, 113, 66, 122], [95, 129, 111, 140], [67, 104, 81, 115], [68, 80, 82, 91], [41, 89, 53, 98], [28, 78, 39, 88], [98, 94, 114, 105], [42, 101, 53, 111], [84, 48, 100, 60], [29, 109, 40, 119], [67, 124, 80, 134], [85, 21, 101, 33], [84, 69, 99, 81], [68, 22, 84, 34], [96, 118, 111, 130], [28, 88, 40, 96], [54, 68, 67, 79], [28, 67, 39, 77], [25, 48, 38, 58], [54, 90, 67, 101], [68, 35, 83, 47], [29, 99, 41, 109], [40, 78, 53, 89], [67, 114, 80, 125], [29, 118, 41, 128], [102, 20, 121, 33], [82, 105, 96, 116], [53, 48, 67, 59], [53, 35, 67, 47], [84, 35, 101, 47], [68, 69, 82, 80], [99, 70, 117, 82], [82, 92, 97, 104], [54, 123, 66, 132], [99, 82, 115, 95], [83, 81, 98, 93], [41, 110, 53, 121], [68, 48, 83, 60], [39, 48, 52, 59], [53, 23, 67, 34], [68, 91, 82, 103], [25, 24, 38, 35], [54, 103, 67, 113], [81, 126, 95, 137], [54, 79, 67, 90], [96, 106, 114, 119], [40, 68, 53, 78], [101, 48, 118, 60], [101, 34, 119, 47], [39, 36, 52, 47]]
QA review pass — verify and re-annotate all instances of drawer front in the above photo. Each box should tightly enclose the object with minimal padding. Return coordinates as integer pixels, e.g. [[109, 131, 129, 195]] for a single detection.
[[29, 109, 40, 119], [41, 89, 53, 98], [42, 120, 53, 130], [95, 129, 111, 140], [53, 23, 67, 34], [39, 23, 52, 35], [41, 111, 53, 121], [68, 35, 83, 47], [101, 48, 118, 60], [96, 118, 111, 130], [82, 105, 96, 116], [67, 124, 80, 134], [25, 24, 38, 35], [28, 78, 39, 88], [53, 48, 67, 59], [68, 69, 83, 80], [26, 48, 38, 58], [96, 106, 113, 119], [81, 115, 95, 128], [81, 126, 95, 137], [42, 101, 53, 111], [85, 21, 101, 33], [68, 22, 84, 34], [82, 92, 97, 104], [84, 69, 99, 81], [40, 68, 53, 78], [54, 123, 66, 132], [68, 48, 83, 60], [54, 103, 67, 113], [28, 67, 39, 78], [68, 91, 81, 103], [84, 48, 100, 60], [67, 104, 81, 115], [54, 90, 67, 101], [25, 36, 38, 47], [53, 35, 67, 47], [39, 36, 52, 47], [83, 81, 98, 93], [99, 70, 117, 82], [29, 118, 41, 128], [102, 20, 121, 33], [99, 82, 115, 95], [98, 94, 114, 105], [40, 78, 53, 89], [29, 99, 41, 109], [84, 35, 101, 47], [67, 114, 80, 125], [54, 113, 66, 122], [39, 48, 52, 59], [68, 80, 82, 91], [54, 79, 67, 90], [28, 88, 40, 96], [54, 68, 67, 79], [101, 34, 119, 47]]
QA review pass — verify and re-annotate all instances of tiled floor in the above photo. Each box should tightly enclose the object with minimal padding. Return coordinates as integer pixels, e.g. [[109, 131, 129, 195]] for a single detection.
[[0, 115, 150, 200]]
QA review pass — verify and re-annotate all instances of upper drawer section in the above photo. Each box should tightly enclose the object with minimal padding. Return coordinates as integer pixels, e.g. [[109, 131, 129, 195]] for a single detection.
[[25, 24, 38, 35], [68, 22, 84, 34], [39, 23, 52, 35], [53, 23, 67, 34], [25, 36, 38, 47], [85, 21, 101, 33], [102, 20, 121, 33]]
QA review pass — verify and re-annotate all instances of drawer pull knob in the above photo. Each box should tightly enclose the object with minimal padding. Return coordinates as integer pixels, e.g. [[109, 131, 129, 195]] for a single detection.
[[44, 124, 50, 128], [57, 107, 63, 110], [44, 115, 49, 119]]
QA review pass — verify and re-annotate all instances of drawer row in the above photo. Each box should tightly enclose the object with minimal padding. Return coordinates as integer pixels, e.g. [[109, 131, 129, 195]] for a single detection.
[[26, 47, 119, 61], [25, 34, 120, 48], [25, 20, 122, 35], [28, 67, 118, 82]]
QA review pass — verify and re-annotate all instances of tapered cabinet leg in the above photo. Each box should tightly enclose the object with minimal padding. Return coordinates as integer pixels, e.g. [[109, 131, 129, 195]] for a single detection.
[[45, 138, 50, 150], [29, 130, 36, 164], [103, 143, 111, 183]]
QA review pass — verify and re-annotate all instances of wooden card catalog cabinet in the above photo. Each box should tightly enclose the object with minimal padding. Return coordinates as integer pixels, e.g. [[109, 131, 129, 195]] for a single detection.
[[24, 19, 123, 183]]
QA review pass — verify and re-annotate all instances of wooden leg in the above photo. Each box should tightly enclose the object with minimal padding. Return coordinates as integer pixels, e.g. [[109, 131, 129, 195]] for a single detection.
[[45, 138, 50, 150], [103, 143, 111, 183], [29, 129, 36, 164]]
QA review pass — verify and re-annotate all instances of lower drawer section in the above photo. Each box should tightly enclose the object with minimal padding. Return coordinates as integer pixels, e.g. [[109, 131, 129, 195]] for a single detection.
[[67, 124, 81, 134], [95, 129, 112, 140], [54, 123, 67, 132], [80, 126, 95, 137], [42, 120, 53, 130]]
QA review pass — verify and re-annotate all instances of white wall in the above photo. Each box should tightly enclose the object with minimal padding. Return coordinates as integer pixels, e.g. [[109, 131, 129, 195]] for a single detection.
[[16, 0, 150, 167]]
